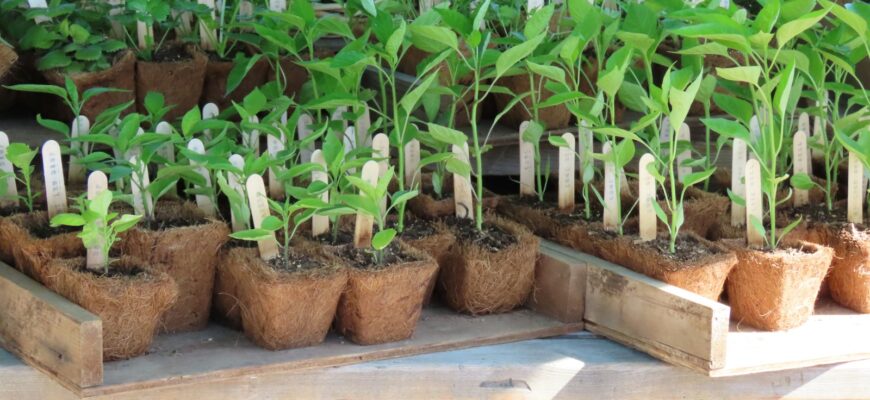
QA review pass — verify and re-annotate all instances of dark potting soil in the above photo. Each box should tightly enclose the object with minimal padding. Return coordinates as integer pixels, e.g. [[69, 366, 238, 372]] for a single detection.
[[28, 222, 79, 239], [337, 242, 417, 270], [392, 218, 437, 241], [443, 216, 516, 252], [152, 45, 192, 63], [141, 216, 209, 231], [313, 230, 355, 246], [206, 47, 247, 62], [77, 261, 146, 279], [0, 205, 26, 218], [510, 195, 602, 225], [267, 252, 324, 274], [789, 204, 847, 224], [636, 235, 721, 263]]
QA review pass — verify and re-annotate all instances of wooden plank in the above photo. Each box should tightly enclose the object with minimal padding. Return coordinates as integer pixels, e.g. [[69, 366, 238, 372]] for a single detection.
[[525, 241, 587, 324], [78, 307, 581, 397], [0, 262, 102, 389], [584, 255, 730, 372]]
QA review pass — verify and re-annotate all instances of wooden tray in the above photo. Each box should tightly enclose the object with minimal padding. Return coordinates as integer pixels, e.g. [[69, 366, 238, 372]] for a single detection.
[[571, 246, 870, 377], [0, 243, 585, 397]]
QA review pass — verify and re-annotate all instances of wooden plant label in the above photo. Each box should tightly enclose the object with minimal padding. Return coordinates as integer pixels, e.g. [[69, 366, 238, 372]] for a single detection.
[[749, 115, 761, 141], [812, 115, 824, 160], [404, 139, 421, 188], [68, 115, 90, 184], [246, 174, 279, 260], [202, 103, 219, 140], [676, 123, 692, 182], [136, 21, 152, 50], [155, 122, 175, 164], [730, 138, 747, 227], [343, 126, 356, 154], [187, 139, 216, 217], [356, 105, 372, 148], [558, 132, 575, 212], [26, 0, 49, 23], [354, 161, 379, 248], [528, 0, 544, 12], [638, 153, 656, 242], [269, 0, 286, 11], [452, 143, 473, 220], [332, 106, 348, 131], [659, 117, 671, 143], [578, 120, 593, 168], [266, 131, 285, 200], [42, 140, 67, 217], [239, 1, 253, 18], [228, 154, 248, 233], [792, 131, 810, 207], [419, 0, 435, 12], [244, 116, 260, 156], [126, 127, 145, 160], [129, 155, 153, 217], [602, 142, 618, 229], [197, 0, 217, 51], [0, 132, 18, 207], [372, 133, 390, 213], [297, 114, 314, 163], [744, 159, 763, 247], [85, 171, 109, 271], [172, 9, 193, 36], [519, 121, 535, 197], [311, 150, 329, 237], [848, 151, 864, 224], [798, 112, 810, 138]]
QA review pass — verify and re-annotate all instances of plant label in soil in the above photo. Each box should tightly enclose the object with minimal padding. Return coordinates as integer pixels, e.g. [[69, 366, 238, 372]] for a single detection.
[[228, 154, 248, 233], [86, 171, 109, 271], [202, 103, 219, 140], [127, 127, 145, 160], [269, 0, 286, 11], [129, 155, 153, 217], [311, 150, 329, 237], [187, 138, 217, 217], [811, 116, 824, 160], [267, 131, 285, 200], [356, 105, 372, 148], [793, 130, 810, 207], [558, 132, 575, 212], [297, 113, 314, 163], [602, 142, 618, 229], [354, 161, 379, 248], [343, 126, 356, 155], [244, 116, 260, 156], [638, 153, 657, 241], [527, 0, 544, 11], [68, 116, 90, 184], [172, 9, 193, 36], [239, 1, 253, 18], [42, 140, 67, 217], [404, 139, 421, 189], [519, 121, 535, 197], [660, 117, 671, 143], [419, 0, 435, 12], [676, 123, 692, 182], [197, 0, 217, 51], [26, 0, 49, 23], [749, 116, 760, 161], [246, 174, 279, 260], [798, 112, 810, 139], [731, 138, 747, 227], [136, 21, 153, 49], [849, 151, 864, 224], [0, 132, 18, 207], [745, 158, 763, 247], [373, 133, 390, 214], [452, 143, 473, 220], [332, 106, 348, 131]]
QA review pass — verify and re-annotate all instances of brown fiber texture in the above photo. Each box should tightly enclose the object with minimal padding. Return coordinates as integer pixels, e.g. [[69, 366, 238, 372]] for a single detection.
[[493, 73, 571, 130], [0, 44, 17, 81], [334, 242, 438, 345], [402, 219, 455, 305], [200, 55, 269, 110], [439, 214, 539, 315], [118, 201, 229, 333], [407, 173, 500, 219], [2, 211, 82, 280], [825, 224, 870, 313], [41, 256, 177, 360], [44, 51, 136, 121], [598, 232, 737, 300], [724, 239, 833, 331], [216, 247, 347, 350], [135, 45, 207, 121]]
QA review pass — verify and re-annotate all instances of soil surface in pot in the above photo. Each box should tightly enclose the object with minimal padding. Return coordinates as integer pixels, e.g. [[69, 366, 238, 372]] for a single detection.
[[443, 216, 516, 252], [634, 235, 722, 263], [266, 252, 323, 273], [786, 204, 848, 225], [152, 45, 193, 62], [509, 195, 603, 226], [140, 214, 209, 231], [338, 242, 417, 270], [26, 221, 78, 239], [0, 205, 28, 218], [392, 218, 437, 241]]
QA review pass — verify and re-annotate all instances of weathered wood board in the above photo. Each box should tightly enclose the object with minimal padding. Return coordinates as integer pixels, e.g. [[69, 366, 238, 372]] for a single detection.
[[526, 241, 587, 324], [581, 251, 870, 377], [0, 262, 103, 388]]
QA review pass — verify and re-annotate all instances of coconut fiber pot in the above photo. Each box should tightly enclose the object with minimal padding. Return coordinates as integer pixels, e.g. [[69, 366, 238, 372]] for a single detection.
[[40, 256, 177, 360], [136, 44, 207, 121], [201, 53, 269, 109], [399, 218, 456, 304], [0, 44, 17, 81], [597, 232, 737, 300], [118, 201, 229, 333], [44, 51, 136, 121], [407, 173, 500, 220], [0, 211, 81, 280], [825, 223, 870, 313], [493, 73, 571, 130], [215, 246, 347, 350], [439, 214, 539, 315], [334, 241, 438, 345], [724, 239, 834, 331]]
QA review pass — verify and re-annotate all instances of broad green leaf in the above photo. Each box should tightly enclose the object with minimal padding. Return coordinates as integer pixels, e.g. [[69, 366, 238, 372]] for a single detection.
[[50, 213, 86, 227], [371, 228, 396, 251], [496, 33, 546, 77], [427, 123, 467, 147], [716, 66, 761, 85], [776, 7, 830, 48]]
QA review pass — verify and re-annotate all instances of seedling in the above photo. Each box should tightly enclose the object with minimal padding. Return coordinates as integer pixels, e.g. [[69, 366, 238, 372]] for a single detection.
[[4, 142, 40, 211]]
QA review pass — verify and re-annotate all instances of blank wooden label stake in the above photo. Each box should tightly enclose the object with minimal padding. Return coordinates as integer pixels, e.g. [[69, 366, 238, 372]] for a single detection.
[[558, 132, 575, 212], [311, 150, 329, 237], [86, 171, 109, 271], [638, 153, 656, 241], [188, 139, 216, 217], [246, 174, 279, 260], [373, 133, 390, 214], [129, 155, 153, 218], [42, 140, 67, 217], [602, 142, 618, 229], [297, 114, 314, 163], [519, 121, 535, 197], [68, 115, 90, 184], [848, 151, 864, 224], [202, 103, 219, 140], [793, 131, 810, 207], [453, 143, 473, 220], [731, 138, 747, 227], [744, 159, 763, 247], [0, 132, 18, 207], [404, 139, 421, 189], [267, 129, 285, 199], [354, 161, 379, 248]]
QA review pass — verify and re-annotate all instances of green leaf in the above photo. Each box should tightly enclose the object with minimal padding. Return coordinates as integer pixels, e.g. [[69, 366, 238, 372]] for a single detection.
[[230, 229, 275, 241], [773, 61, 796, 116], [36, 50, 72, 71], [400, 73, 438, 115], [74, 45, 102, 61], [427, 123, 467, 147], [526, 61, 565, 85], [548, 135, 569, 148], [716, 66, 761, 85], [50, 213, 86, 227], [496, 33, 546, 77], [791, 172, 820, 190], [776, 7, 830, 48], [371, 228, 396, 251], [524, 4, 555, 38], [702, 118, 752, 143], [110, 214, 142, 233], [408, 25, 457, 53], [260, 215, 283, 231]]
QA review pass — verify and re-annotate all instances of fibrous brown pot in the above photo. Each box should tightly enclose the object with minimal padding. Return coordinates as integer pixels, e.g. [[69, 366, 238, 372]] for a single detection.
[[41, 256, 177, 360], [334, 242, 438, 345], [1, 211, 81, 279], [44, 51, 136, 121], [825, 223, 870, 313], [407, 173, 500, 219], [200, 53, 269, 109], [136, 45, 207, 121], [0, 44, 18, 81], [215, 247, 347, 350], [118, 201, 229, 333], [400, 218, 456, 304], [724, 240, 833, 331], [598, 232, 737, 300], [439, 214, 538, 315], [493, 73, 571, 130]]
